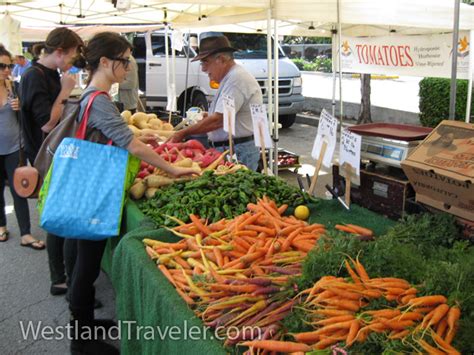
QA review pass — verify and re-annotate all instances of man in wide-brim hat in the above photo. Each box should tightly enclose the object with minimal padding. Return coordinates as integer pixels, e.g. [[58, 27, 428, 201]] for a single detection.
[[170, 33, 262, 171]]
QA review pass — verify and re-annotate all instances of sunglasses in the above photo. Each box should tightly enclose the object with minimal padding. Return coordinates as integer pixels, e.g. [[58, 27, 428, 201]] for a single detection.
[[0, 63, 15, 70], [108, 57, 131, 69]]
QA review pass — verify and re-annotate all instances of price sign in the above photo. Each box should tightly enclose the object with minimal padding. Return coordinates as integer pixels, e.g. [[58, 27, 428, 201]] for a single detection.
[[250, 104, 272, 148], [311, 109, 338, 167], [222, 95, 236, 134], [339, 128, 362, 177], [166, 83, 177, 112], [171, 30, 184, 51]]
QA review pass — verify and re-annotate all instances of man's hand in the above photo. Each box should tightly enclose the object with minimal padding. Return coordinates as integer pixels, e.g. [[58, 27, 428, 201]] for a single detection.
[[166, 129, 186, 143]]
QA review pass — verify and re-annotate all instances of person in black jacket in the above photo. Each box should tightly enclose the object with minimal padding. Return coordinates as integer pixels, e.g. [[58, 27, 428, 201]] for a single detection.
[[19, 27, 83, 293]]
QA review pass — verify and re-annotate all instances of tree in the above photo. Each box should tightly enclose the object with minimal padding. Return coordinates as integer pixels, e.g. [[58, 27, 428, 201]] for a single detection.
[[358, 74, 372, 124]]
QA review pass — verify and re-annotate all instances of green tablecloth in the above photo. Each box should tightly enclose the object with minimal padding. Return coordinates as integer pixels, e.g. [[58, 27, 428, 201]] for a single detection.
[[111, 227, 226, 355], [107, 198, 394, 354]]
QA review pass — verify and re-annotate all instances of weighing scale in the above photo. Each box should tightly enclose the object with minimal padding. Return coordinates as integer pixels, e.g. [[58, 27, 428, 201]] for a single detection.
[[348, 123, 433, 168]]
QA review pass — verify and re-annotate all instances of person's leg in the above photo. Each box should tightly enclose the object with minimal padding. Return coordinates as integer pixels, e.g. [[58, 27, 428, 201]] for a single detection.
[[64, 238, 77, 288], [4, 151, 37, 239], [69, 239, 117, 354], [47, 233, 67, 294], [0, 154, 8, 241], [69, 239, 107, 317]]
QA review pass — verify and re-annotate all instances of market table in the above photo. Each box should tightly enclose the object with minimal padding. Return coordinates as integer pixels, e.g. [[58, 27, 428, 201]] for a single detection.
[[109, 199, 396, 354]]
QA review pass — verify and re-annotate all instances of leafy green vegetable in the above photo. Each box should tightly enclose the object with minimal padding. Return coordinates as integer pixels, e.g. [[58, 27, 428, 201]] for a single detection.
[[139, 170, 315, 226]]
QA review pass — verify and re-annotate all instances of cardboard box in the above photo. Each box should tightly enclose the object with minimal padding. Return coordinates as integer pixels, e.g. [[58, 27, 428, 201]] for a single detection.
[[401, 120, 474, 221]]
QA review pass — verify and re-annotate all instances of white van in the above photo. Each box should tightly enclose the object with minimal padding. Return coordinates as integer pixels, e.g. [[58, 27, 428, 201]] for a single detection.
[[132, 31, 304, 128]]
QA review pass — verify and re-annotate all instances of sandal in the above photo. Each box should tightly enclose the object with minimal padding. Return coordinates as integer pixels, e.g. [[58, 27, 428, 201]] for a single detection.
[[20, 239, 45, 250], [0, 230, 9, 242]]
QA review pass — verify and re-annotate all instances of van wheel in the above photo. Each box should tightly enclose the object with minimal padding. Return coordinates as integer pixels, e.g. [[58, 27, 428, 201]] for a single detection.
[[191, 92, 209, 111], [279, 114, 296, 129]]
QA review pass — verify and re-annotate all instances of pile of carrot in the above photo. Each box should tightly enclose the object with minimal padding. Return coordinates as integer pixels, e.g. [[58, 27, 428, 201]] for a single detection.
[[143, 197, 327, 347], [283, 256, 462, 353]]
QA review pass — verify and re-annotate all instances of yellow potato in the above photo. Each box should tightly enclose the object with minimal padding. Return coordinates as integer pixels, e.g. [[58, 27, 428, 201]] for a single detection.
[[131, 112, 149, 125], [161, 122, 174, 131]]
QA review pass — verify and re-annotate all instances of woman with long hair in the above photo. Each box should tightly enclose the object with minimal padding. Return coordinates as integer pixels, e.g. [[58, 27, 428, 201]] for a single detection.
[[68, 31, 198, 354], [0, 45, 41, 249], [19, 28, 83, 294]]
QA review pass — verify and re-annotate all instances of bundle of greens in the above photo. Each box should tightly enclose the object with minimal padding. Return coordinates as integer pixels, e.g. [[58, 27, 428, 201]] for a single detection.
[[139, 170, 315, 226], [290, 212, 474, 353]]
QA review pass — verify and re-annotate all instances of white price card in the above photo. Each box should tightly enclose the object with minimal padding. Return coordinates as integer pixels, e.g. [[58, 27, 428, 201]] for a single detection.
[[339, 128, 362, 177], [250, 104, 272, 148], [166, 83, 177, 112], [311, 109, 338, 167], [171, 30, 184, 51], [222, 95, 236, 134]]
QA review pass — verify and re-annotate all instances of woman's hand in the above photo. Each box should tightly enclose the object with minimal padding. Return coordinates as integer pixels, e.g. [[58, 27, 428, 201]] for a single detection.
[[138, 133, 160, 143], [169, 166, 201, 177], [9, 98, 20, 111]]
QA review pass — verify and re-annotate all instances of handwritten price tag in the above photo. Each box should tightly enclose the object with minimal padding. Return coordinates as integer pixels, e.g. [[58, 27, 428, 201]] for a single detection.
[[171, 30, 184, 51], [222, 95, 236, 134], [250, 104, 272, 148], [339, 128, 361, 177], [311, 109, 338, 167]]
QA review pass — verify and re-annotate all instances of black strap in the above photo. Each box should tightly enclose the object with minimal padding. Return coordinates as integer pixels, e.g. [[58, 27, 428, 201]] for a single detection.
[[209, 135, 254, 147]]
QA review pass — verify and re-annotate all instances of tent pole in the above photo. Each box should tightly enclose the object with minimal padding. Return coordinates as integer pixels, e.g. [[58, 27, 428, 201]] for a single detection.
[[466, 30, 473, 123], [267, 9, 274, 173], [171, 29, 177, 112], [337, 0, 343, 127], [273, 18, 280, 176], [165, 25, 170, 111], [331, 29, 337, 117], [449, 0, 461, 120]]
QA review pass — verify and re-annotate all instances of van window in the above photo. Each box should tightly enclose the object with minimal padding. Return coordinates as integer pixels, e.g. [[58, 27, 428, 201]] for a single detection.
[[132, 35, 146, 60], [223, 33, 285, 59], [151, 34, 190, 58]]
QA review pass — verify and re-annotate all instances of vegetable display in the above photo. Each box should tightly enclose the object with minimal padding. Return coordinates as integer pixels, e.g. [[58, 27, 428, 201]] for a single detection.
[[139, 170, 314, 226], [143, 197, 326, 347]]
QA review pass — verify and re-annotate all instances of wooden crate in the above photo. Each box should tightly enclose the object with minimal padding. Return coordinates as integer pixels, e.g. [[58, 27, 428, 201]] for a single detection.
[[333, 165, 415, 220]]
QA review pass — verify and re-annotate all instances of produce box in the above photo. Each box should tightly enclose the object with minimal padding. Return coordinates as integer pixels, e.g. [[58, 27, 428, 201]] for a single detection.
[[401, 120, 474, 221], [277, 148, 301, 170], [333, 164, 415, 220]]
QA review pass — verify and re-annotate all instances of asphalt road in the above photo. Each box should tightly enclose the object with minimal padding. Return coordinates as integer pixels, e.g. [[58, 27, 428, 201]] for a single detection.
[[0, 116, 333, 354]]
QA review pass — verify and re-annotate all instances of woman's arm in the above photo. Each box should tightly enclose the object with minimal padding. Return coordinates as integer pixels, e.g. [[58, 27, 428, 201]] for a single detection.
[[127, 137, 199, 177]]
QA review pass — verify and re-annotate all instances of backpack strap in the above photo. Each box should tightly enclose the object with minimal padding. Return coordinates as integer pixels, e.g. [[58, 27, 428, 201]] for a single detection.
[[75, 91, 111, 144]]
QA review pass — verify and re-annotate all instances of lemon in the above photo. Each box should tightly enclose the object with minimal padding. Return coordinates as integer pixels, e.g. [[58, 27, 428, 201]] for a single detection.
[[294, 205, 310, 220]]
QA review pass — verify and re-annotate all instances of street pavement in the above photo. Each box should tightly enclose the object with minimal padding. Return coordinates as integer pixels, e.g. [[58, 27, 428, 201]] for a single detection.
[[0, 190, 118, 354]]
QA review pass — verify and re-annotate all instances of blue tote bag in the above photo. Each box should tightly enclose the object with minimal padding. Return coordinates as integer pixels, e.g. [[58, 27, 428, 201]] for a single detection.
[[38, 92, 139, 240]]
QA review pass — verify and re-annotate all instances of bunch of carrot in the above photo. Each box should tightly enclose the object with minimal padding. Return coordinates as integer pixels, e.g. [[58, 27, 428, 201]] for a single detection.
[[334, 224, 374, 240], [143, 197, 327, 347], [284, 256, 462, 353]]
